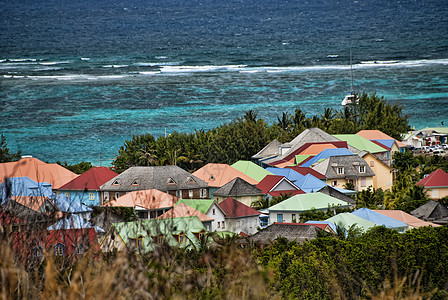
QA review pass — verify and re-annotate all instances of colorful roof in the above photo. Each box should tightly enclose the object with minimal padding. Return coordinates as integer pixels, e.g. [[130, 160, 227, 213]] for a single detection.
[[300, 148, 354, 167], [192, 163, 258, 187], [333, 134, 386, 154], [218, 197, 261, 218], [175, 199, 216, 215], [352, 208, 408, 231], [373, 210, 441, 228], [104, 189, 178, 210], [0, 177, 53, 200], [0, 157, 78, 189], [304, 220, 337, 233], [10, 196, 56, 213], [256, 175, 301, 194], [298, 143, 338, 155], [231, 161, 273, 182], [356, 130, 406, 147], [416, 169, 448, 188], [295, 174, 328, 193], [212, 177, 263, 197], [47, 214, 104, 232], [371, 139, 395, 150], [157, 203, 214, 222], [285, 166, 326, 180], [58, 167, 118, 191], [326, 212, 377, 232], [268, 192, 350, 212]]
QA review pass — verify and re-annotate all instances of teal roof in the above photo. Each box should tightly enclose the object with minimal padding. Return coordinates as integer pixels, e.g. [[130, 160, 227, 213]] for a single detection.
[[176, 199, 215, 214], [418, 127, 448, 134], [112, 216, 206, 252], [333, 134, 386, 154], [231, 160, 273, 182], [326, 212, 377, 232], [268, 192, 350, 212]]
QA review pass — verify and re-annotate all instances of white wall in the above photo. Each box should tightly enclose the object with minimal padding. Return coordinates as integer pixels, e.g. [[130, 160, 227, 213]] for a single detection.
[[226, 216, 260, 235], [206, 203, 227, 231]]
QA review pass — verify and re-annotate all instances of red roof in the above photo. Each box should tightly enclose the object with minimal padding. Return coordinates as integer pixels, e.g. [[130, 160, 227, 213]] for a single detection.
[[285, 166, 326, 180], [256, 175, 301, 194], [218, 197, 261, 218], [416, 169, 448, 188], [371, 140, 391, 150], [58, 167, 118, 191]]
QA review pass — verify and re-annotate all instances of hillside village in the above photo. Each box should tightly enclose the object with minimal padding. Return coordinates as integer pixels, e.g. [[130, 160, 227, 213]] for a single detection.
[[1, 127, 448, 257]]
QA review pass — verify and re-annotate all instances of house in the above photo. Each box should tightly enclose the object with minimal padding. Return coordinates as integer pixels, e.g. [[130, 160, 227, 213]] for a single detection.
[[299, 148, 355, 168], [100, 166, 209, 202], [351, 208, 409, 232], [90, 210, 124, 242], [157, 203, 214, 231], [284, 166, 326, 180], [253, 128, 358, 167], [100, 217, 207, 253], [14, 228, 99, 261], [357, 151, 394, 191], [176, 199, 226, 232], [265, 167, 327, 193], [240, 223, 326, 245], [317, 186, 356, 206], [47, 214, 104, 233], [0, 200, 57, 232], [0, 177, 53, 201], [218, 197, 261, 235], [410, 200, 448, 225], [311, 155, 375, 191], [192, 163, 258, 198], [304, 220, 337, 234], [416, 169, 448, 199], [267, 192, 351, 224], [230, 161, 273, 182], [333, 134, 391, 165], [212, 177, 264, 207], [103, 189, 179, 220], [0, 157, 78, 189], [373, 210, 441, 228], [326, 212, 377, 233], [56, 167, 118, 206], [411, 127, 448, 146], [356, 130, 407, 153], [256, 175, 304, 200]]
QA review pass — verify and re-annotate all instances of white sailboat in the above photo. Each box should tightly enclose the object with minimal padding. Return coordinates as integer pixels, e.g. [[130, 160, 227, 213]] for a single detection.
[[341, 51, 358, 106]]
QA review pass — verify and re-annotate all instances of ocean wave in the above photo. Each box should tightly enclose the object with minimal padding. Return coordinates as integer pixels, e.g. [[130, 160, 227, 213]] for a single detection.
[[102, 65, 128, 68], [80, 57, 90, 61], [39, 61, 72, 65], [160, 65, 246, 73], [2, 58, 39, 62], [139, 71, 160, 75]]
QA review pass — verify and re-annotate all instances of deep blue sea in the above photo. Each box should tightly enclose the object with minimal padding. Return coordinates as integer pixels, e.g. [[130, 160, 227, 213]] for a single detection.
[[1, 0, 448, 165]]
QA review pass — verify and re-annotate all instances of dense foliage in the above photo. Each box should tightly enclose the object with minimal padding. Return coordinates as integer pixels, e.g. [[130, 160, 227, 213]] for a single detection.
[[113, 93, 410, 172], [255, 226, 448, 300], [56, 161, 94, 174], [0, 134, 21, 163]]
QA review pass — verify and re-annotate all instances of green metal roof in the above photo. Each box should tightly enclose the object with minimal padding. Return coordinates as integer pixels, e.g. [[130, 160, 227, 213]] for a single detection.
[[268, 192, 350, 212], [295, 155, 312, 165], [326, 212, 377, 232], [112, 216, 206, 252], [418, 127, 448, 134], [333, 134, 386, 154], [231, 160, 273, 182], [176, 199, 215, 214]]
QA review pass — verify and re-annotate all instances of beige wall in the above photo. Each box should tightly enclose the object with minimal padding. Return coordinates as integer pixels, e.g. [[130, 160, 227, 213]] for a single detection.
[[215, 195, 262, 207], [325, 177, 374, 191], [100, 229, 126, 252], [426, 187, 448, 199], [363, 153, 393, 191]]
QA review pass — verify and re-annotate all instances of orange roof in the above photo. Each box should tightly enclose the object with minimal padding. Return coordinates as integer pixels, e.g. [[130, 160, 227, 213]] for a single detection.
[[373, 210, 441, 228], [192, 163, 259, 187], [157, 203, 214, 222], [103, 189, 178, 210], [10, 196, 59, 214], [298, 144, 337, 155], [274, 158, 296, 168], [0, 157, 78, 189], [356, 130, 406, 148]]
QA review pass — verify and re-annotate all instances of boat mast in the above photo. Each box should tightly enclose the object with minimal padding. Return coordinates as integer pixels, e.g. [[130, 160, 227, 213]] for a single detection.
[[350, 50, 355, 95]]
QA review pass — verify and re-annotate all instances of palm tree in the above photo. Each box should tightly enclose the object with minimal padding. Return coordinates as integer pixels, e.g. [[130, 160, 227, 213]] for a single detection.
[[319, 108, 335, 131], [291, 109, 306, 129], [277, 112, 292, 130], [244, 110, 258, 123]]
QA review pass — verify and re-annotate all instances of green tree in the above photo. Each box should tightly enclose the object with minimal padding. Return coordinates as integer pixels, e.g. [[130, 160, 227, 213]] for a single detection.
[[57, 161, 94, 174], [356, 186, 384, 209], [0, 134, 21, 163]]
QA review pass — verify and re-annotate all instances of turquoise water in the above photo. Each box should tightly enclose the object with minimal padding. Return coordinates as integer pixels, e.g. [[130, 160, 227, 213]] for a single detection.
[[1, 0, 448, 164]]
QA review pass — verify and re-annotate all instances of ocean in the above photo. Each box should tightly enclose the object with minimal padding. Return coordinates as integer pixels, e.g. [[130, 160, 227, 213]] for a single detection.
[[1, 0, 448, 165]]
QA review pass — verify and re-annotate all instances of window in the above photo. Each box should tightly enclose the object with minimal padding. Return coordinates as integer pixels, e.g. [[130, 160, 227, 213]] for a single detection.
[[179, 233, 185, 244], [337, 167, 344, 175], [237, 221, 240, 227], [167, 178, 176, 185], [115, 192, 120, 200], [137, 236, 143, 248], [200, 188, 207, 198], [54, 243, 64, 256], [188, 190, 193, 198], [176, 190, 182, 198], [186, 177, 196, 184], [89, 193, 95, 200], [359, 166, 365, 173], [292, 214, 296, 222], [217, 222, 221, 228], [65, 193, 70, 198], [370, 161, 375, 167], [198, 232, 205, 240], [157, 235, 164, 244], [131, 179, 140, 186], [212, 208, 216, 215], [32, 246, 43, 258], [222, 221, 225, 229], [361, 177, 366, 187], [277, 214, 283, 223], [210, 174, 215, 181], [112, 179, 120, 186], [76, 244, 85, 255], [331, 181, 337, 187], [104, 192, 109, 202]]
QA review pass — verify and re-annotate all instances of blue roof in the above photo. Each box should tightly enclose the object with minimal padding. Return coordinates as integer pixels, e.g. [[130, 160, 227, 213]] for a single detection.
[[0, 177, 53, 204], [51, 194, 92, 213], [305, 220, 337, 233], [372, 139, 395, 149], [352, 208, 408, 231], [265, 167, 304, 183], [295, 174, 327, 193], [48, 214, 103, 232], [301, 148, 354, 167]]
